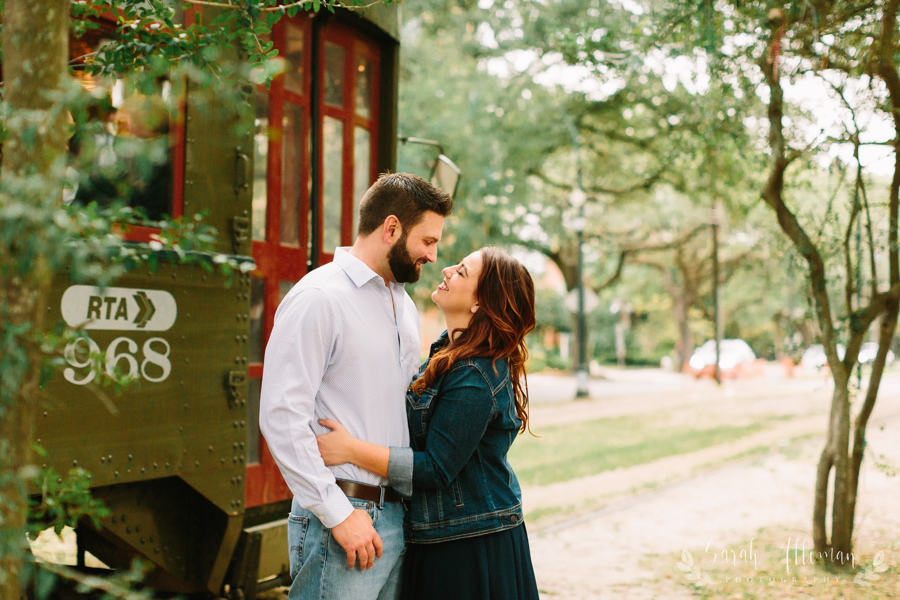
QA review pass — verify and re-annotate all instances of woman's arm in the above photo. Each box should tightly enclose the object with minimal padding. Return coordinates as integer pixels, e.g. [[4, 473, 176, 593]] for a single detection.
[[316, 419, 390, 478]]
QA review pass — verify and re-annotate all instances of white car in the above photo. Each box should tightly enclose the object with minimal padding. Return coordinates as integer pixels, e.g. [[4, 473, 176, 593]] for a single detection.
[[858, 342, 895, 364], [800, 344, 846, 370], [689, 339, 757, 372]]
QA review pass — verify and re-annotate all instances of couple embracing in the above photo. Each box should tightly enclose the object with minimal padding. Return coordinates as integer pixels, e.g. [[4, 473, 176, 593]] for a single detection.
[[259, 173, 540, 600]]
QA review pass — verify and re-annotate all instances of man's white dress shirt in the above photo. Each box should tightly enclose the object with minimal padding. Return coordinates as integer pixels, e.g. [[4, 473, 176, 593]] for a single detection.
[[260, 248, 420, 528]]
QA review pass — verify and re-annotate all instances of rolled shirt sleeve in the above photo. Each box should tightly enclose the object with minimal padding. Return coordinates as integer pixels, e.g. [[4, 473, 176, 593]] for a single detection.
[[387, 446, 414, 499], [259, 288, 353, 528]]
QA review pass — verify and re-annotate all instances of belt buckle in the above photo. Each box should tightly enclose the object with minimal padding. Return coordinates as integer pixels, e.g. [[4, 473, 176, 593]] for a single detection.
[[378, 485, 385, 510]]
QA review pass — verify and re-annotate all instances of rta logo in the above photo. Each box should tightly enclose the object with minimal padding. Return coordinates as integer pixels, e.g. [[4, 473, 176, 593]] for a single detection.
[[84, 291, 157, 328], [62, 285, 176, 332]]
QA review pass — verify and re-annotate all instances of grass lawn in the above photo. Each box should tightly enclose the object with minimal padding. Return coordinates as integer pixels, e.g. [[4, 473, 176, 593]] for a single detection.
[[509, 414, 793, 487]]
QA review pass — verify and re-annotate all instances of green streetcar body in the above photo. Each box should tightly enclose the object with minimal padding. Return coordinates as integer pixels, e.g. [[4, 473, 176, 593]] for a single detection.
[[32, 5, 401, 597]]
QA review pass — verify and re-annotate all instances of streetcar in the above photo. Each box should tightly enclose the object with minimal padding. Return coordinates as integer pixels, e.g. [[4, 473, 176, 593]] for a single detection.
[[34, 3, 420, 598]]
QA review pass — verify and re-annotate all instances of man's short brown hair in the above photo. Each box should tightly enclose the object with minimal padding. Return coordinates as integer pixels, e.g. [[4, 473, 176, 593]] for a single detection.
[[357, 173, 453, 237]]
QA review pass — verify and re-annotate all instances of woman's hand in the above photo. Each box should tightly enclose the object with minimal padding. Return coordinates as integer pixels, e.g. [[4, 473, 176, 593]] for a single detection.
[[316, 419, 359, 466]]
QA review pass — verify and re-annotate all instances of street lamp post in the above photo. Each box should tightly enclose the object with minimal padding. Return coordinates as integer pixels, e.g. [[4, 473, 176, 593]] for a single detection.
[[571, 188, 590, 398], [561, 111, 590, 399]]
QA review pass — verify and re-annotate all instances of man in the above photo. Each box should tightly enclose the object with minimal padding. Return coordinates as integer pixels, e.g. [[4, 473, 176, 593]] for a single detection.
[[259, 173, 453, 600]]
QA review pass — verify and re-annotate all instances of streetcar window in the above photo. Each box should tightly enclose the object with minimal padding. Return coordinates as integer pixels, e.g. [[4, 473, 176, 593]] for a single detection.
[[252, 89, 269, 241], [322, 117, 343, 253], [284, 22, 307, 96], [70, 86, 172, 222], [323, 43, 345, 107], [248, 377, 262, 464], [355, 54, 372, 119], [353, 126, 371, 236], [282, 103, 306, 247], [249, 278, 265, 364]]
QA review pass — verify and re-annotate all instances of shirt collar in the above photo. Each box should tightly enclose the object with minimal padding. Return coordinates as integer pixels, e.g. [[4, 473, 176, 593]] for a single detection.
[[333, 247, 383, 288]]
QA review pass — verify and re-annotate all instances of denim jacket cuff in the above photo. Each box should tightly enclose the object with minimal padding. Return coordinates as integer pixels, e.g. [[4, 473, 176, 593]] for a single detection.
[[387, 447, 414, 498]]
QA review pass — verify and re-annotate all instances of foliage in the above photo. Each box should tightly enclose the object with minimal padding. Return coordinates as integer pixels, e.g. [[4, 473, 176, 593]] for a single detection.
[[27, 466, 111, 539]]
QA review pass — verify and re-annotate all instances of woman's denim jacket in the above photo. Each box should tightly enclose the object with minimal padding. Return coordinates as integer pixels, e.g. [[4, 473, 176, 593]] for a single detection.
[[388, 332, 524, 544]]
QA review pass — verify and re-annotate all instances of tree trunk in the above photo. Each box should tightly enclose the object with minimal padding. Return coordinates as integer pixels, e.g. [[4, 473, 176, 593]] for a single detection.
[[0, 1, 69, 597], [674, 296, 693, 372]]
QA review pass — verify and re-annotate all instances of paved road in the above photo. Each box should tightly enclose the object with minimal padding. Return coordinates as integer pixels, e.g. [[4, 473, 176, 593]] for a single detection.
[[527, 365, 900, 404]]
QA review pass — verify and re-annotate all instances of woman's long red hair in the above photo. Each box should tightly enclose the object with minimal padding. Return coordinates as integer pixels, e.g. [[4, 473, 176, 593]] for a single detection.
[[411, 247, 537, 433]]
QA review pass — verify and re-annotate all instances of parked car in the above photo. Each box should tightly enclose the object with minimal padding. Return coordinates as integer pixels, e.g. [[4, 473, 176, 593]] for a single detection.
[[858, 341, 895, 364], [800, 344, 846, 370], [687, 339, 758, 378]]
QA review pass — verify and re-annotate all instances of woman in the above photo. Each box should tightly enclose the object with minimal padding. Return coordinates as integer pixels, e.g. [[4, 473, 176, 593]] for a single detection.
[[316, 246, 539, 600]]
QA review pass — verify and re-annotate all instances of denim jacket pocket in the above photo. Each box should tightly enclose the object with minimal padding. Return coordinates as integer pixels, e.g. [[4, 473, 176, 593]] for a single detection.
[[407, 387, 438, 441]]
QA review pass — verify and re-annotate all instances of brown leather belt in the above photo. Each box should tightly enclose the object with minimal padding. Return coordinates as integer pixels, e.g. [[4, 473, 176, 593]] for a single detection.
[[336, 479, 401, 504]]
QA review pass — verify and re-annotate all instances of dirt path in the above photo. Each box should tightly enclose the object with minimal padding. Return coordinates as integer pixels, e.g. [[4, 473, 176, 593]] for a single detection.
[[527, 395, 900, 599]]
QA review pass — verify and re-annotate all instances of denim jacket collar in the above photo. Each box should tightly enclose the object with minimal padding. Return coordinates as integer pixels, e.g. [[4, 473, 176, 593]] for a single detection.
[[428, 330, 450, 357]]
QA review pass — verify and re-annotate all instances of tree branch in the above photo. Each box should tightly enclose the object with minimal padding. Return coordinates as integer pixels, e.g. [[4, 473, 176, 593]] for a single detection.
[[759, 11, 844, 382], [526, 164, 666, 198], [591, 251, 628, 293]]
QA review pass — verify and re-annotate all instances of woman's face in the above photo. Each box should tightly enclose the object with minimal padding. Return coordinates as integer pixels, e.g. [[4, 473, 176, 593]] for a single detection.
[[432, 250, 484, 318]]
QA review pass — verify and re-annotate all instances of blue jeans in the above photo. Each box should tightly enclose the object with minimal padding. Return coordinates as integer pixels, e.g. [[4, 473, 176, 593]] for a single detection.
[[288, 495, 405, 600]]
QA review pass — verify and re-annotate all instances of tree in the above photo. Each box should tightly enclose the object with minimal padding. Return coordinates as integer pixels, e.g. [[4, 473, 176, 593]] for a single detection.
[[655, 0, 900, 567]]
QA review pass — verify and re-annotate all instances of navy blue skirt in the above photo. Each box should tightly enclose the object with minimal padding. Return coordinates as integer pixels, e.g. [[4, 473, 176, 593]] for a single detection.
[[400, 523, 540, 600]]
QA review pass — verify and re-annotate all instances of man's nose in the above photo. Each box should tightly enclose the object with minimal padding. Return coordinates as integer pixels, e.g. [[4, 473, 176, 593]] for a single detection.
[[426, 246, 438, 264]]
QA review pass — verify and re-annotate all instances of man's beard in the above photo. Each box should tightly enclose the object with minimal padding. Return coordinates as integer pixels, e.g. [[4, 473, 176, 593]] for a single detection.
[[387, 231, 422, 283]]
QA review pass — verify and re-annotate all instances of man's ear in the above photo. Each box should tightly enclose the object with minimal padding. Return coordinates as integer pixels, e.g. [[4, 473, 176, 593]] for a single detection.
[[382, 215, 402, 245]]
